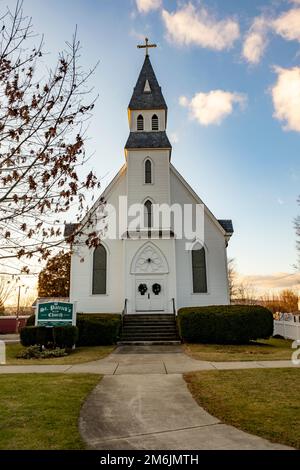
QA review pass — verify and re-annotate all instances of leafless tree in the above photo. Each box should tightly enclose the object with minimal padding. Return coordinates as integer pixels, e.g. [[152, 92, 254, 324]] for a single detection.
[[228, 257, 238, 302], [0, 275, 15, 313], [0, 1, 103, 272]]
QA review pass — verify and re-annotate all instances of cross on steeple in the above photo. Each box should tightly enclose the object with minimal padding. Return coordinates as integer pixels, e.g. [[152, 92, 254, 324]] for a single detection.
[[137, 37, 157, 56]]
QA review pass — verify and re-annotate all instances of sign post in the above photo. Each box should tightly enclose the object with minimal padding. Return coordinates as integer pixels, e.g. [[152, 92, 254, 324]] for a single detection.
[[35, 301, 77, 327]]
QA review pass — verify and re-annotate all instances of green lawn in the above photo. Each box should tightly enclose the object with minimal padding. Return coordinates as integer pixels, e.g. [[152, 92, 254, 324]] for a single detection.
[[184, 338, 293, 362], [185, 368, 300, 449], [0, 374, 101, 450], [6, 343, 115, 365]]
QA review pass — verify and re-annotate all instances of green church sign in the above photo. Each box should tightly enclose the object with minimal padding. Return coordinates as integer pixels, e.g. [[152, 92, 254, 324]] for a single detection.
[[36, 302, 76, 327]]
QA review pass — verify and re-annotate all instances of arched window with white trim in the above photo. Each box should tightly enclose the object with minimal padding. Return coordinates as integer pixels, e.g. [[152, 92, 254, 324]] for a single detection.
[[92, 245, 107, 294], [152, 114, 159, 131], [137, 114, 144, 131], [144, 200, 152, 228], [145, 159, 152, 184], [192, 246, 207, 293]]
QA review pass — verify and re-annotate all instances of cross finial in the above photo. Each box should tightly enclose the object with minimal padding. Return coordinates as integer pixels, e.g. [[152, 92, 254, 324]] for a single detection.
[[137, 37, 157, 56]]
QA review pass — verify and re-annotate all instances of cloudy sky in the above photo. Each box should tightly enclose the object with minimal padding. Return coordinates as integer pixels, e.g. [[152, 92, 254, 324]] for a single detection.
[[19, 0, 300, 291]]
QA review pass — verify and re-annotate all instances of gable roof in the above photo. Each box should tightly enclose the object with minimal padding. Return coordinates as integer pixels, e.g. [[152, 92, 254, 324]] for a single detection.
[[125, 131, 171, 150], [65, 163, 233, 242], [128, 55, 167, 111], [64, 165, 127, 240], [170, 164, 233, 238]]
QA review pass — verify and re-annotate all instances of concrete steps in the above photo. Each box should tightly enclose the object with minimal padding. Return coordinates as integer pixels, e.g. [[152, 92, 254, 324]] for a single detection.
[[119, 313, 181, 345]]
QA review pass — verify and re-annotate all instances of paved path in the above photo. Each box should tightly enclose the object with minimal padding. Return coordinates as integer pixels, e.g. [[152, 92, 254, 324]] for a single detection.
[[0, 334, 20, 344], [1, 345, 296, 449], [79, 373, 291, 450], [0, 345, 298, 374]]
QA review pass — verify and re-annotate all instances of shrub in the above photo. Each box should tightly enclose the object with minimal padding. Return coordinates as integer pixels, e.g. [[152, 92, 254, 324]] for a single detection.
[[17, 345, 67, 359], [77, 314, 121, 346], [53, 326, 78, 348], [26, 314, 35, 326], [178, 305, 273, 344], [20, 325, 78, 348], [20, 326, 37, 346], [36, 326, 52, 347]]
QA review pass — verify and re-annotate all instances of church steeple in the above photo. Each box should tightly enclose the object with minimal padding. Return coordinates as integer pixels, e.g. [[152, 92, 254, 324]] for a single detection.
[[125, 41, 171, 155], [128, 55, 167, 112]]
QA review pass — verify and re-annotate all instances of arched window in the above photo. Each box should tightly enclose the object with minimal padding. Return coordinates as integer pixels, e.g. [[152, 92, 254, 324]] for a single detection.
[[152, 114, 159, 131], [137, 114, 144, 131], [144, 200, 152, 228], [192, 246, 207, 293], [145, 159, 152, 184], [92, 245, 107, 294]]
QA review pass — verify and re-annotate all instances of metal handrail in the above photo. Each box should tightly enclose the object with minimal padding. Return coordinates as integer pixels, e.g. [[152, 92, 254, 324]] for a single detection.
[[172, 297, 176, 316], [121, 298, 128, 334], [122, 298, 128, 320]]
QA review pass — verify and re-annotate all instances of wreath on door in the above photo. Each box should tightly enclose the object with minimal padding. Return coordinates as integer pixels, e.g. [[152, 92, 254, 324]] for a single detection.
[[152, 283, 161, 295], [138, 283, 148, 296]]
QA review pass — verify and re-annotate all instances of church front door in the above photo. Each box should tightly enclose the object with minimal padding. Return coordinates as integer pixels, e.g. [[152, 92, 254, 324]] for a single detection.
[[135, 279, 164, 312]]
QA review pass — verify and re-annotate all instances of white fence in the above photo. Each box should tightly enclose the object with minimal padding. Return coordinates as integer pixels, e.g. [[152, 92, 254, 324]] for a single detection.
[[274, 313, 300, 340]]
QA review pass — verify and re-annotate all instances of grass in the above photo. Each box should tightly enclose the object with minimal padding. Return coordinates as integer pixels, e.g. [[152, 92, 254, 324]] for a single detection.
[[184, 338, 293, 362], [0, 374, 101, 450], [185, 368, 300, 449], [5, 343, 115, 365]]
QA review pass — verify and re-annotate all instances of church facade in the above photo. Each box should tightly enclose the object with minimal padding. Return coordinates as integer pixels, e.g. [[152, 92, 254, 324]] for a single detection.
[[67, 51, 233, 315]]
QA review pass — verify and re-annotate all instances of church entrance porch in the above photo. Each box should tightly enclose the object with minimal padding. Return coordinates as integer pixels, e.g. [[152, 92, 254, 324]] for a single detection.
[[135, 278, 164, 312]]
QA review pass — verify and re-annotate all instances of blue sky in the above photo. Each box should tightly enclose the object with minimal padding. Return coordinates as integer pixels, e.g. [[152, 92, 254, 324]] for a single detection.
[[21, 0, 300, 290]]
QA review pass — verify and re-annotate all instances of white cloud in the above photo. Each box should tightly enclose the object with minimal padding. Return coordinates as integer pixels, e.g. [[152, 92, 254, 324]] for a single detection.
[[271, 66, 300, 132], [272, 7, 300, 42], [242, 17, 269, 64], [136, 0, 162, 14], [162, 3, 240, 50], [179, 90, 246, 126]]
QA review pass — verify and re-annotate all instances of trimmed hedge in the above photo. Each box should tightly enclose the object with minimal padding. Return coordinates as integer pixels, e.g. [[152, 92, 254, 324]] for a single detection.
[[53, 326, 79, 348], [20, 326, 38, 347], [25, 313, 121, 346], [178, 305, 273, 344], [20, 326, 78, 348], [77, 314, 121, 346]]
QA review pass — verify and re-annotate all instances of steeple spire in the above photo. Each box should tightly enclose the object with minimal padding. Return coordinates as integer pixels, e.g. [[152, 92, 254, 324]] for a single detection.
[[128, 54, 167, 111]]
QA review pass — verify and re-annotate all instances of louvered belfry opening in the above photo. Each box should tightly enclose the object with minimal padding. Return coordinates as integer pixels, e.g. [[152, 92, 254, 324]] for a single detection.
[[137, 114, 144, 131], [152, 114, 159, 131]]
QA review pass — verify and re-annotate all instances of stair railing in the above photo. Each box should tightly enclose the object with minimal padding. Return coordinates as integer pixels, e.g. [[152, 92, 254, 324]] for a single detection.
[[121, 298, 128, 329], [172, 297, 176, 316]]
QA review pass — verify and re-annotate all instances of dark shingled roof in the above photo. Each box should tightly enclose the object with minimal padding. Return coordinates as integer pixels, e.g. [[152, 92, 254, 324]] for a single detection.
[[218, 219, 234, 234], [128, 55, 167, 110], [125, 131, 172, 150], [64, 223, 78, 238]]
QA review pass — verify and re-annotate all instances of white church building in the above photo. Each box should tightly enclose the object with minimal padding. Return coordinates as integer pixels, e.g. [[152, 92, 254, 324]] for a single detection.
[[66, 46, 233, 315]]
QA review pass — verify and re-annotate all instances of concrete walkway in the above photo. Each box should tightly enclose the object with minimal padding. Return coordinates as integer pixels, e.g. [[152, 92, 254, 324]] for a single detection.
[[79, 373, 291, 450], [1, 344, 296, 449], [0, 345, 298, 374]]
